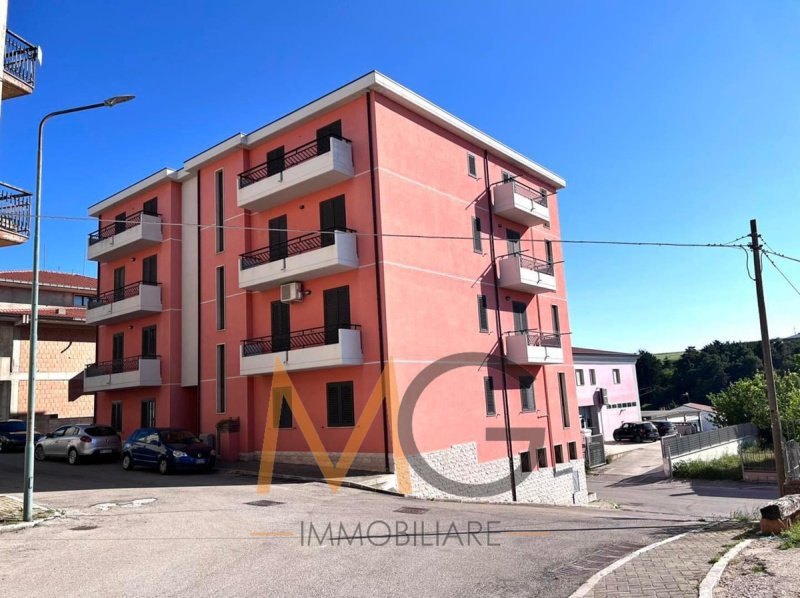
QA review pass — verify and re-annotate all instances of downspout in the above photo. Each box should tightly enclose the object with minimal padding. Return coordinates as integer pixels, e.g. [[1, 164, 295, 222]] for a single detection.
[[483, 150, 517, 501], [92, 258, 99, 424], [196, 170, 202, 435], [366, 92, 390, 473]]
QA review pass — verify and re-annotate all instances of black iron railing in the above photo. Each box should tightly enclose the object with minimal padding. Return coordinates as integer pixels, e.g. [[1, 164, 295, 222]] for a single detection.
[[506, 329, 562, 348], [242, 324, 360, 356], [517, 255, 555, 275], [85, 355, 159, 378], [4, 31, 38, 88], [238, 134, 351, 189], [88, 281, 159, 309], [509, 180, 548, 208], [0, 183, 31, 240], [88, 210, 160, 245], [240, 228, 356, 269]]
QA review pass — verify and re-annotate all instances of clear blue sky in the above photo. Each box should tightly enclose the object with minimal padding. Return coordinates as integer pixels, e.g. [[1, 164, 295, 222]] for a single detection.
[[2, 1, 798, 353]]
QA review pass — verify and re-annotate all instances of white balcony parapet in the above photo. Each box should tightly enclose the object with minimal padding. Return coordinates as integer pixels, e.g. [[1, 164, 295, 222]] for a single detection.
[[498, 255, 556, 293], [237, 136, 354, 212], [83, 356, 161, 392], [505, 331, 564, 365], [493, 180, 550, 227], [88, 211, 162, 262], [240, 326, 363, 375], [239, 229, 358, 291], [85, 282, 162, 325]]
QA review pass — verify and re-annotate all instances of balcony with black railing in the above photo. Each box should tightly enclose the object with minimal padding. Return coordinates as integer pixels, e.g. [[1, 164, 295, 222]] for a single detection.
[[493, 180, 550, 227], [85, 281, 162, 325], [84, 355, 162, 392], [498, 253, 557, 294], [3, 30, 39, 100], [87, 210, 163, 262], [504, 330, 564, 365], [239, 229, 359, 291], [237, 134, 354, 212], [240, 324, 363, 375], [0, 182, 31, 247]]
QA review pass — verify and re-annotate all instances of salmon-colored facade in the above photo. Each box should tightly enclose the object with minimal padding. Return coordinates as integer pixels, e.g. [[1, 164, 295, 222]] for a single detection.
[[85, 72, 587, 504]]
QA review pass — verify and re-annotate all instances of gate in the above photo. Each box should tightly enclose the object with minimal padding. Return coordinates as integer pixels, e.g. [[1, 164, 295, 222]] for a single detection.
[[584, 434, 606, 468]]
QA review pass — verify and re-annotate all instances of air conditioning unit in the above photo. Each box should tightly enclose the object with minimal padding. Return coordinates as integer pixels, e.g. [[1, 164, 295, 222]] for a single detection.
[[280, 282, 303, 303], [600, 388, 609, 405]]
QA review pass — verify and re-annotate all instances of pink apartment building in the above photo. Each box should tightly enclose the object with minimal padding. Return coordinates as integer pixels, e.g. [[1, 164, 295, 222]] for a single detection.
[[84, 72, 587, 504]]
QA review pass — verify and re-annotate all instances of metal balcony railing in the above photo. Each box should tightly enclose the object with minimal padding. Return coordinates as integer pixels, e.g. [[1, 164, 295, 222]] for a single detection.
[[242, 324, 360, 356], [85, 355, 159, 378], [238, 134, 351, 189], [88, 281, 159, 309], [0, 183, 31, 239], [88, 210, 160, 245], [240, 228, 356, 269], [4, 31, 38, 87], [506, 329, 562, 348], [509, 180, 548, 208], [517, 254, 555, 276]]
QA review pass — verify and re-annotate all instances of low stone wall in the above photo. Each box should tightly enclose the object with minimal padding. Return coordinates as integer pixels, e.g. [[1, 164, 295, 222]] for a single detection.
[[664, 437, 754, 477]]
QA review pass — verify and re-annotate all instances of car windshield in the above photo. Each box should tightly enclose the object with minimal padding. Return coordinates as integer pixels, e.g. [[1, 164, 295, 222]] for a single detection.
[[0, 421, 26, 433], [161, 430, 200, 445], [85, 426, 117, 437]]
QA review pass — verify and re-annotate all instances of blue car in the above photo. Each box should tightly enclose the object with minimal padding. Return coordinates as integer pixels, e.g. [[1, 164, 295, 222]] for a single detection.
[[121, 428, 216, 475], [0, 419, 42, 453]]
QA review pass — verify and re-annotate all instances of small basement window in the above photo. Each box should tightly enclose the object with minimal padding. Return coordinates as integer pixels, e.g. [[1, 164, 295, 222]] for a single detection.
[[520, 451, 532, 473]]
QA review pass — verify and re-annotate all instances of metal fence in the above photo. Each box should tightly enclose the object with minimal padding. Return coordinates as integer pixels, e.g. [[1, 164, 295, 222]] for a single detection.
[[584, 434, 606, 468], [661, 422, 757, 459]]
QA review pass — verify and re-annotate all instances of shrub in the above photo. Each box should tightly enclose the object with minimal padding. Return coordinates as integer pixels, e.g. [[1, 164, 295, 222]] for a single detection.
[[672, 455, 742, 480]]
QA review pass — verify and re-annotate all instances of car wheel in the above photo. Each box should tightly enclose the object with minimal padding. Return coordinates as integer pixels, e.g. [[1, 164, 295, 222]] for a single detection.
[[34, 446, 46, 461], [67, 448, 79, 465], [158, 458, 170, 475], [613, 434, 619, 442], [121, 453, 134, 470]]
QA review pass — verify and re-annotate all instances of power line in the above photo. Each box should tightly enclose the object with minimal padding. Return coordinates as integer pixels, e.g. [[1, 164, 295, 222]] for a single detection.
[[762, 247, 800, 265], [763, 249, 800, 298]]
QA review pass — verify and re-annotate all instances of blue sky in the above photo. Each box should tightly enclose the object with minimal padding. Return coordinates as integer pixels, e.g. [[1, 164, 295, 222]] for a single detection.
[[2, 1, 798, 352]]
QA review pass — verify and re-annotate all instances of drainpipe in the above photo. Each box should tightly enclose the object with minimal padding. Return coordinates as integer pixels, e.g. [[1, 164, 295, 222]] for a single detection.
[[483, 150, 517, 502], [196, 170, 202, 435]]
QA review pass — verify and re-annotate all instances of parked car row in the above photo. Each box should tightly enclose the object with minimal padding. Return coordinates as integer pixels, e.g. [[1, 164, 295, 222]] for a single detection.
[[0, 419, 42, 452], [612, 422, 660, 443]]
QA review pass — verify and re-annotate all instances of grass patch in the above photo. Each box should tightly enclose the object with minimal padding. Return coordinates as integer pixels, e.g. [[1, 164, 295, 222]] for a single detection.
[[778, 521, 800, 550], [708, 541, 738, 564], [672, 455, 742, 481]]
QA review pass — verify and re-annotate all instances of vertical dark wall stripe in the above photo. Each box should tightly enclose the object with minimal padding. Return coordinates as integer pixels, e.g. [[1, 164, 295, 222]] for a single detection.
[[196, 170, 202, 434]]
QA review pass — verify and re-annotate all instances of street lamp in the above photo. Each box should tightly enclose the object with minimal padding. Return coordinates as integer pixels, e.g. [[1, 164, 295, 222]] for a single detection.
[[22, 95, 135, 522]]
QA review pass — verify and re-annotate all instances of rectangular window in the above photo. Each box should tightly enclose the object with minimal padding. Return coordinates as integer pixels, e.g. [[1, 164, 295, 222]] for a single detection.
[[512, 301, 528, 333], [520, 451, 532, 473], [568, 441, 578, 460], [114, 212, 127, 235], [326, 381, 355, 427], [537, 447, 548, 469], [215, 169, 224, 252], [555, 444, 564, 464], [323, 285, 350, 345], [111, 401, 123, 433], [266, 146, 285, 177], [484, 376, 496, 416], [141, 325, 157, 358], [559, 372, 571, 428], [551, 305, 561, 335], [501, 171, 514, 183], [143, 197, 158, 215], [274, 388, 293, 429], [575, 369, 585, 386], [467, 153, 477, 177], [589, 369, 597, 385], [112, 333, 124, 373], [316, 120, 342, 154], [142, 254, 157, 285], [141, 399, 156, 428], [507, 229, 521, 255], [216, 266, 225, 330], [216, 344, 226, 413], [472, 216, 482, 253], [113, 266, 125, 302], [319, 195, 347, 247], [520, 375, 535, 412], [477, 295, 489, 332], [612, 369, 621, 384], [544, 240, 554, 265]]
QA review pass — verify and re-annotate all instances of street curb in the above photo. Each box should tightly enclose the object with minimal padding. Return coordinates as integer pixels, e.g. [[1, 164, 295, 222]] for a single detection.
[[0, 495, 62, 534], [698, 538, 753, 598], [224, 468, 406, 497]]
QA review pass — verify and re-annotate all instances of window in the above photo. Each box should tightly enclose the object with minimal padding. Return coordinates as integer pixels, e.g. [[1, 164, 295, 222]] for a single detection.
[[612, 369, 621, 384], [216, 266, 225, 330], [467, 153, 477, 177], [327, 381, 355, 427], [142, 254, 157, 285], [143, 197, 158, 216], [323, 285, 350, 344], [73, 295, 91, 307], [551, 305, 561, 335], [472, 216, 482, 253], [113, 266, 125, 301], [539, 188, 548, 204], [558, 372, 571, 428], [512, 301, 528, 333], [507, 229, 521, 255], [274, 388, 293, 429], [111, 402, 123, 432], [544, 240, 554, 265], [215, 169, 224, 252], [502, 171, 514, 183], [477, 295, 489, 332], [319, 195, 346, 247], [141, 326, 157, 358], [575, 369, 585, 386], [568, 441, 578, 460], [216, 345, 226, 413], [316, 120, 342, 154], [537, 447, 548, 469], [484, 376, 496, 416], [589, 369, 597, 385], [520, 376, 535, 412], [266, 146, 285, 177], [520, 451, 532, 473], [555, 444, 564, 464], [112, 333, 124, 373], [114, 212, 127, 235], [141, 399, 156, 427]]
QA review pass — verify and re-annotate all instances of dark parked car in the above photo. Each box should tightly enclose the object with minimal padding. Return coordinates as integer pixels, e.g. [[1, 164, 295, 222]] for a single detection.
[[612, 422, 660, 443], [122, 428, 216, 475], [0, 419, 42, 453], [651, 421, 677, 437]]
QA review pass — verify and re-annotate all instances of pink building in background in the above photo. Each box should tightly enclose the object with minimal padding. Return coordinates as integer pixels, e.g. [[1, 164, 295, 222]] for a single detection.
[[573, 347, 641, 441], [84, 72, 587, 504]]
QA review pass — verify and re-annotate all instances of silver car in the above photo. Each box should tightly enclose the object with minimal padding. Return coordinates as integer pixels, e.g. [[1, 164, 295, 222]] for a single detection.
[[35, 424, 121, 464]]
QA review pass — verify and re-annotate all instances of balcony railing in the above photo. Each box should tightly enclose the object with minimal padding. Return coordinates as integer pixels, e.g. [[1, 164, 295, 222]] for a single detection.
[[507, 330, 562, 348], [509, 180, 548, 208], [4, 31, 38, 87], [242, 325, 360, 356], [238, 135, 351, 189], [0, 183, 31, 239], [88, 281, 159, 309], [240, 228, 356, 270], [518, 255, 555, 276], [85, 355, 159, 378], [88, 210, 159, 245]]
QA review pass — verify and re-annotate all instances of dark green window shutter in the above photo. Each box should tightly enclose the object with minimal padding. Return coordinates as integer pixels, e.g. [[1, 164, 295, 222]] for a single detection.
[[484, 376, 496, 416], [477, 295, 488, 332], [472, 217, 482, 253]]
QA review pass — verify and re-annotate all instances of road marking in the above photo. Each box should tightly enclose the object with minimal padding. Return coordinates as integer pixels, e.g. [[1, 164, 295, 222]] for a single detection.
[[250, 531, 296, 537], [698, 538, 753, 598]]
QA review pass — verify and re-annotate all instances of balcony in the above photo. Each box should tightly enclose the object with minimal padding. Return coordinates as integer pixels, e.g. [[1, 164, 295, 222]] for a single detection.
[[505, 331, 564, 365], [86, 282, 162, 325], [492, 180, 550, 227], [0, 183, 30, 247], [239, 229, 359, 291], [3, 31, 39, 100], [240, 326, 362, 375], [498, 255, 556, 294], [88, 211, 163, 262], [83, 356, 161, 392], [237, 135, 354, 212]]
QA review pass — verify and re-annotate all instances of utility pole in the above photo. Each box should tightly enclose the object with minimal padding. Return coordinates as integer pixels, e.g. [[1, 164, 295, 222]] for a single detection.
[[749, 219, 786, 497]]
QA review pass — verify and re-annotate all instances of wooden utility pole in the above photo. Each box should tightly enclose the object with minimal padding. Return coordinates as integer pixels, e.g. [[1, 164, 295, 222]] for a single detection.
[[750, 219, 786, 496]]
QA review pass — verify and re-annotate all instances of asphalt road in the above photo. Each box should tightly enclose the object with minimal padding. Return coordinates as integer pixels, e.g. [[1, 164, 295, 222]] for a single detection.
[[0, 453, 701, 597]]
